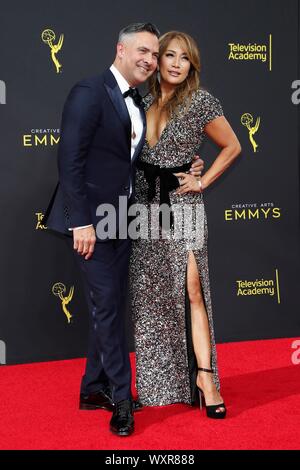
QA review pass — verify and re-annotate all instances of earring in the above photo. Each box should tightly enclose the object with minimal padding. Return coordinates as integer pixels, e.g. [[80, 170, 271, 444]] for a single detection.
[[157, 70, 161, 83]]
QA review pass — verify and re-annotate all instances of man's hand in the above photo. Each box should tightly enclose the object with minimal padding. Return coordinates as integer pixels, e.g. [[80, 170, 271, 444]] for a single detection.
[[73, 226, 96, 260], [190, 155, 204, 177]]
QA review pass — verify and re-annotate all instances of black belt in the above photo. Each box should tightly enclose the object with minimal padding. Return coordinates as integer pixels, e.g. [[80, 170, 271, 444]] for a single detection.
[[136, 160, 192, 228]]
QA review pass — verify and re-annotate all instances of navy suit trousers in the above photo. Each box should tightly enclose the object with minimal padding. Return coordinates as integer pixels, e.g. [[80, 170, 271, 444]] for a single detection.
[[71, 238, 132, 403]]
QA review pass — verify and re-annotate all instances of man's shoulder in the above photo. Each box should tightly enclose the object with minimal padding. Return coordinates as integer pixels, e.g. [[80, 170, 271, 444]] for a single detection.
[[75, 71, 108, 89], [65, 71, 113, 104]]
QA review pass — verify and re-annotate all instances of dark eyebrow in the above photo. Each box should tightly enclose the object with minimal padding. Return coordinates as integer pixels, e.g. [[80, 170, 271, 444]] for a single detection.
[[166, 49, 188, 55]]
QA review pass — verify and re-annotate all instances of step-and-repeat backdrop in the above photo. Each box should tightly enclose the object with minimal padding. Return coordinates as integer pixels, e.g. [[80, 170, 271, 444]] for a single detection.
[[0, 0, 299, 364]]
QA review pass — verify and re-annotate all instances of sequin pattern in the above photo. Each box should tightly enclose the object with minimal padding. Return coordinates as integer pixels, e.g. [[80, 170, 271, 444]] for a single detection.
[[129, 89, 223, 406]]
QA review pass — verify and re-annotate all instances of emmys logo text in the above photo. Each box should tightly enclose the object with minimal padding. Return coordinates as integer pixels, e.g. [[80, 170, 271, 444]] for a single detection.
[[0, 80, 6, 104], [41, 29, 64, 73], [225, 202, 281, 221], [0, 340, 6, 364], [23, 128, 60, 147]]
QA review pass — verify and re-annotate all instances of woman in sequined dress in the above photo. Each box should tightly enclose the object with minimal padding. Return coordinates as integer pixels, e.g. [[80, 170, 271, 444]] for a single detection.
[[130, 31, 241, 417]]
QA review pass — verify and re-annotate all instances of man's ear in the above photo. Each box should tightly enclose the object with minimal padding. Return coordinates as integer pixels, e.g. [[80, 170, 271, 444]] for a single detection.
[[116, 42, 125, 59]]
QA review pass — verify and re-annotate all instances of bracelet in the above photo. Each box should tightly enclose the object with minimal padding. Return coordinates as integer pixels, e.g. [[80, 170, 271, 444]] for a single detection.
[[198, 179, 203, 193]]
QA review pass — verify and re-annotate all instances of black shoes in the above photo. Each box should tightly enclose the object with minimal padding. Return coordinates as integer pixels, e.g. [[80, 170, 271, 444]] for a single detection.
[[197, 367, 227, 419], [80, 389, 141, 436], [109, 399, 134, 437], [79, 389, 143, 413], [79, 388, 114, 411]]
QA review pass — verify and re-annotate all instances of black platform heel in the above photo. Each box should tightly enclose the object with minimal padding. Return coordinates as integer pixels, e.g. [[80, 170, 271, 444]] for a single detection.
[[197, 367, 226, 419]]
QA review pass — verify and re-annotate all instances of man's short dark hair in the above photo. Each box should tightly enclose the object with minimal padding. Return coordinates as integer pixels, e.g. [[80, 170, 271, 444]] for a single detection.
[[118, 22, 160, 42]]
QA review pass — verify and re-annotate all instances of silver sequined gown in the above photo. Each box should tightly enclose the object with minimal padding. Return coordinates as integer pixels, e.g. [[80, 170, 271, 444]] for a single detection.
[[130, 89, 224, 406]]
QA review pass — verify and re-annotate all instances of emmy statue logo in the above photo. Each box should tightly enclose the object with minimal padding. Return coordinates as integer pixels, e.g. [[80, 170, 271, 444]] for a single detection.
[[0, 80, 6, 104], [52, 282, 74, 324], [41, 29, 64, 73], [241, 113, 260, 153]]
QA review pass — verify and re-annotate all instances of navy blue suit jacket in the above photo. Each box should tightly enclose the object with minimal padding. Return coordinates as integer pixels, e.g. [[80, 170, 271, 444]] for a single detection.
[[43, 69, 146, 237]]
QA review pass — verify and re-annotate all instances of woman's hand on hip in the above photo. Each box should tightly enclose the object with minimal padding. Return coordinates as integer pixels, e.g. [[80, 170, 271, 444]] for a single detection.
[[174, 172, 203, 195]]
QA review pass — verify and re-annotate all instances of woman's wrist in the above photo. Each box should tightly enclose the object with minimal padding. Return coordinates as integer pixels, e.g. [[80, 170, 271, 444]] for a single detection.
[[198, 177, 207, 193], [199, 177, 208, 192]]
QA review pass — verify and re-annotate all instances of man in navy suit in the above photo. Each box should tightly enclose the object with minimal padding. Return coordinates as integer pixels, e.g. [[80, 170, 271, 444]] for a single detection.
[[44, 22, 203, 436], [44, 23, 160, 436]]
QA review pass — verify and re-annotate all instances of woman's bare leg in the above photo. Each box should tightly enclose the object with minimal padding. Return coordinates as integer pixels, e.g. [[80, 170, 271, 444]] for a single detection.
[[187, 251, 225, 412]]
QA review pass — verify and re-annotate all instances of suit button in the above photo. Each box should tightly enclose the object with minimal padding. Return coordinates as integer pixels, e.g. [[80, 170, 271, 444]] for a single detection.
[[124, 186, 129, 190]]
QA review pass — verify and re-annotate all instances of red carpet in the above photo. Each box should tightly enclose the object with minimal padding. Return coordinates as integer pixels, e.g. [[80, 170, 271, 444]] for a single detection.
[[0, 338, 299, 450]]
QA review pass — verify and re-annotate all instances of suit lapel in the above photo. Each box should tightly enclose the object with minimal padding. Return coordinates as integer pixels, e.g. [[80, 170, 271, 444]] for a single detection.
[[132, 106, 146, 163], [103, 69, 147, 162], [104, 70, 131, 151]]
